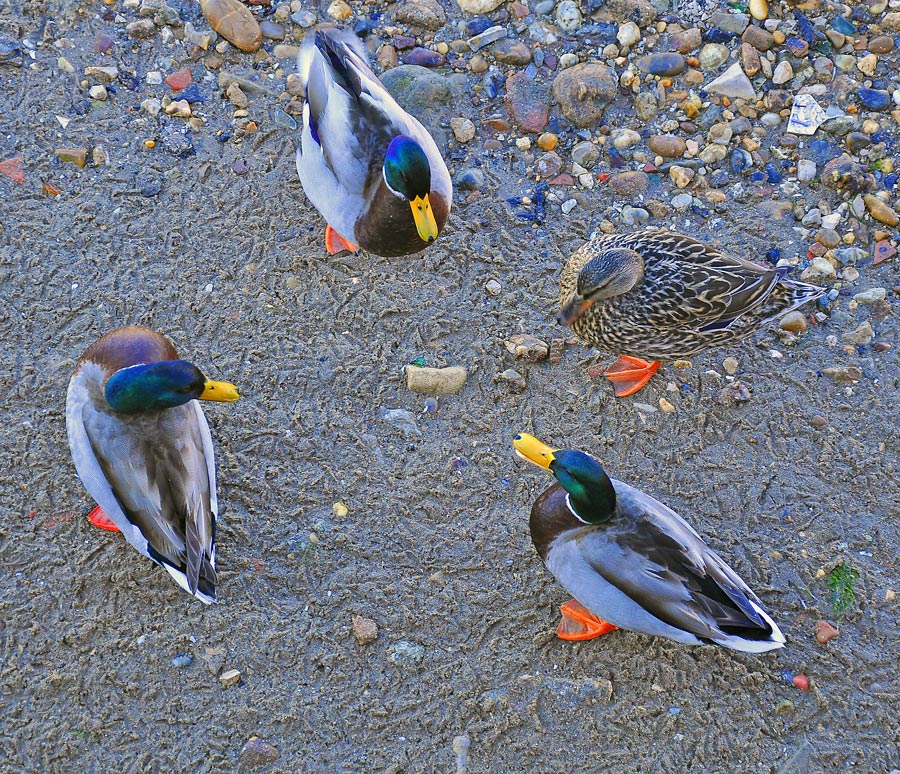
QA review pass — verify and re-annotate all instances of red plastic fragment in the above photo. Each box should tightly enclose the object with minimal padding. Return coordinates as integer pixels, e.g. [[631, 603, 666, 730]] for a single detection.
[[0, 156, 25, 184], [165, 67, 193, 92], [792, 674, 810, 691]]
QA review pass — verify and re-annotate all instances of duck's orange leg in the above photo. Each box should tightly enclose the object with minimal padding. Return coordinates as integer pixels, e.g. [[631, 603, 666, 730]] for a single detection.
[[603, 355, 661, 397], [87, 506, 120, 532], [324, 225, 359, 255], [557, 599, 618, 641]]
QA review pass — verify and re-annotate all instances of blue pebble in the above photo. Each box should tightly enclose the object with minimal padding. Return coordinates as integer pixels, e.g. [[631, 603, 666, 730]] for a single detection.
[[594, 22, 618, 44], [608, 147, 624, 169], [172, 654, 193, 668], [857, 88, 891, 111], [832, 15, 857, 35], [767, 248, 781, 262], [178, 84, 205, 103], [750, 171, 766, 183], [871, 129, 897, 151], [781, 670, 795, 684], [883, 173, 897, 189], [765, 163, 782, 184], [794, 11, 817, 43], [467, 18, 492, 35], [353, 20, 377, 36], [703, 27, 735, 43], [730, 148, 752, 173], [669, 707, 681, 715]]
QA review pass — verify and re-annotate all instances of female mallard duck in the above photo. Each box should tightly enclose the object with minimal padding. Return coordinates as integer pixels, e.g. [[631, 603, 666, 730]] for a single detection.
[[66, 325, 239, 603], [296, 27, 452, 256], [558, 229, 825, 397], [513, 433, 786, 653]]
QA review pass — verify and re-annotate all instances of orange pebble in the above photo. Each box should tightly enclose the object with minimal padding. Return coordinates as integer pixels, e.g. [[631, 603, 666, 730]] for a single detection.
[[815, 620, 839, 643], [847, 104, 858, 114], [144, 139, 156, 149]]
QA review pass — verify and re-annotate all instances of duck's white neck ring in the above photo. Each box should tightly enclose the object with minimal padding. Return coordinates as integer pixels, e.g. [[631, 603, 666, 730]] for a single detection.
[[565, 493, 591, 525]]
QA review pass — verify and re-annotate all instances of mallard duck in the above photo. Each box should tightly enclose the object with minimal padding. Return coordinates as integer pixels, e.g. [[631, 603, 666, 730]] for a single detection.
[[295, 27, 452, 256], [66, 325, 239, 603], [558, 229, 825, 396], [513, 433, 786, 653]]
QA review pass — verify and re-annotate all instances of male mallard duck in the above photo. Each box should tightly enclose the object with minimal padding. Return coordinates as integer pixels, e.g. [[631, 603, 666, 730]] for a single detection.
[[558, 229, 825, 396], [513, 433, 786, 653], [296, 27, 452, 256], [66, 325, 239, 603]]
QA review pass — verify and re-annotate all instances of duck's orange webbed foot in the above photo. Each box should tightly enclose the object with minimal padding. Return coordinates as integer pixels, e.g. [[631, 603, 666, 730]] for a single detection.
[[557, 599, 618, 641], [603, 355, 661, 397], [324, 225, 360, 255], [87, 506, 120, 532]]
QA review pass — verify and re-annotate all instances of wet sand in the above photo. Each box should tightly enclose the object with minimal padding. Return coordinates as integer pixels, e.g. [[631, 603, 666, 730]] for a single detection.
[[1, 0, 899, 771]]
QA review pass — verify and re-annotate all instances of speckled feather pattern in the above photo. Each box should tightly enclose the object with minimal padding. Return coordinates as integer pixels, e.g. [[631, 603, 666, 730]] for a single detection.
[[559, 229, 825, 361]]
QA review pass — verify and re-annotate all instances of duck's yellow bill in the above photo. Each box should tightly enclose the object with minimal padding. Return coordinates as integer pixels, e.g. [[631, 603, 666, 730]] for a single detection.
[[410, 194, 439, 243], [200, 379, 240, 402], [513, 433, 557, 470]]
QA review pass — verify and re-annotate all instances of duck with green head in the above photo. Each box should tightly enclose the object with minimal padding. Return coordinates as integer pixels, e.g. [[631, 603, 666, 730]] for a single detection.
[[514, 433, 786, 653], [296, 27, 452, 257], [66, 325, 239, 604]]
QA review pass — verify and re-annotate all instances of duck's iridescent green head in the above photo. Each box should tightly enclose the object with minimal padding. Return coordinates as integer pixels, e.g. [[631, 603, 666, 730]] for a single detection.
[[383, 135, 438, 244], [513, 433, 616, 524], [558, 248, 644, 326], [104, 360, 239, 413]]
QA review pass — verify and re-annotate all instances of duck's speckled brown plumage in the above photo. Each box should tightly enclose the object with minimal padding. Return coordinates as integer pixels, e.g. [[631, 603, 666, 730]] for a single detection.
[[559, 229, 825, 361]]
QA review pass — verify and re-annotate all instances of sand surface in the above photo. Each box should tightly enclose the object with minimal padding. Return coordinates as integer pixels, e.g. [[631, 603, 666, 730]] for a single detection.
[[1, 1, 899, 771]]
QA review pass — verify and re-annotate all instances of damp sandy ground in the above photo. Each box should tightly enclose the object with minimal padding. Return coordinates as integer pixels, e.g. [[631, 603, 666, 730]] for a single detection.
[[1, 3, 899, 772]]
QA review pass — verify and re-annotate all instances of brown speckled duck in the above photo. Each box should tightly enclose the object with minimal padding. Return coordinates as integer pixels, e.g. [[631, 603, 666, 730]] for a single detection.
[[66, 325, 239, 603], [514, 432, 786, 653], [295, 27, 452, 256], [558, 229, 825, 396]]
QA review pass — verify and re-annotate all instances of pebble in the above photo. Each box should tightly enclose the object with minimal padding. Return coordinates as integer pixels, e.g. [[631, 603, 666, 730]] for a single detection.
[[405, 365, 468, 394], [552, 64, 616, 128], [240, 737, 279, 769], [199, 0, 262, 52], [450, 117, 475, 143], [457, 168, 485, 190], [88, 84, 108, 100], [495, 368, 527, 393], [380, 407, 420, 437], [857, 88, 891, 111], [816, 228, 841, 249], [54, 147, 88, 168], [485, 279, 502, 295], [658, 397, 675, 413], [779, 311, 808, 334], [468, 25, 506, 51], [853, 288, 887, 305], [634, 53, 685, 76], [863, 194, 899, 226], [811, 414, 828, 428], [772, 61, 793, 85], [555, 0, 582, 32], [612, 129, 641, 150], [165, 99, 191, 117], [608, 170, 649, 196], [393, 0, 445, 30], [669, 165, 694, 188], [326, 0, 352, 20], [506, 72, 550, 133], [505, 334, 549, 362], [698, 43, 729, 70], [617, 22, 640, 49], [351, 615, 378, 645], [172, 654, 193, 668], [492, 39, 532, 66], [85, 65, 118, 83], [857, 54, 877, 77], [844, 321, 874, 345], [403, 48, 444, 67], [219, 668, 241, 687], [705, 61, 756, 99], [797, 160, 817, 182], [868, 35, 894, 54], [389, 640, 425, 667], [537, 132, 557, 151], [749, 0, 768, 21], [742, 26, 774, 51], [456, 0, 504, 12], [649, 135, 686, 158], [815, 620, 839, 644]]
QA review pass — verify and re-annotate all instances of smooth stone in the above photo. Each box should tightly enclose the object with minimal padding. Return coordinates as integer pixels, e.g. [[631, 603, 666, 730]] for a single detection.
[[742, 25, 774, 51], [669, 165, 694, 188], [772, 60, 793, 85], [612, 128, 641, 149], [492, 39, 532, 65], [705, 61, 756, 99], [259, 21, 285, 40], [634, 52, 686, 76], [457, 168, 485, 190], [779, 311, 807, 334], [857, 88, 891, 111], [402, 47, 444, 67], [648, 134, 686, 158], [608, 170, 649, 196], [797, 159, 816, 181], [456, 0, 504, 13], [552, 63, 617, 128], [555, 0, 582, 31], [468, 25, 506, 51], [506, 71, 551, 133], [634, 91, 658, 121], [868, 36, 894, 54], [816, 228, 841, 248], [393, 0, 445, 30], [741, 42, 761, 76], [698, 43, 729, 70], [571, 140, 600, 168], [617, 21, 640, 48], [863, 194, 899, 226], [669, 28, 701, 53], [708, 12, 748, 35]]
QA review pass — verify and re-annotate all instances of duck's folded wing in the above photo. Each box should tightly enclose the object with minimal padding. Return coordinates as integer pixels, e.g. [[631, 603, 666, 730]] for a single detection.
[[577, 492, 773, 640], [80, 405, 216, 595]]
